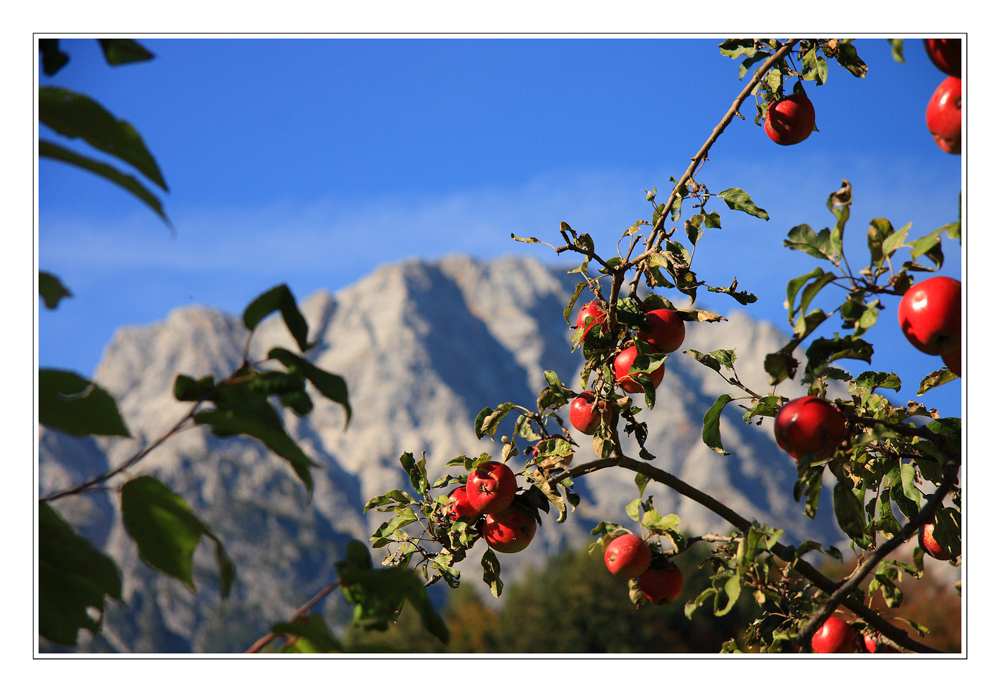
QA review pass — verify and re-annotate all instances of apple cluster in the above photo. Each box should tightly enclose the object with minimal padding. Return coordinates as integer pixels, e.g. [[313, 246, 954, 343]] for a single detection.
[[602, 533, 684, 606], [447, 461, 538, 554], [569, 299, 686, 436], [924, 39, 962, 155]]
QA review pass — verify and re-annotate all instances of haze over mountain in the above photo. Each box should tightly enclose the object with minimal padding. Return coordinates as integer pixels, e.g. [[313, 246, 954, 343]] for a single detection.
[[40, 254, 865, 653]]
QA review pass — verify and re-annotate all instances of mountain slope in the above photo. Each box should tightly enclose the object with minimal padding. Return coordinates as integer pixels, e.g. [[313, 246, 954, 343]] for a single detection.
[[39, 254, 846, 653]]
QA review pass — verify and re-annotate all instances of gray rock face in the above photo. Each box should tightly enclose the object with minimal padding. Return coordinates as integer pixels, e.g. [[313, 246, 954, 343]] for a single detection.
[[40, 254, 853, 653]]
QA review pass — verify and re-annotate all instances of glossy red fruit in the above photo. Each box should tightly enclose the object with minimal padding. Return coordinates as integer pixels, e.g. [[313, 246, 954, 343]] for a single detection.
[[637, 308, 686, 353], [926, 76, 961, 154], [774, 396, 847, 461], [604, 533, 652, 579], [637, 562, 684, 605], [919, 521, 960, 561], [764, 92, 816, 146], [465, 462, 517, 516], [614, 346, 665, 394], [924, 38, 961, 77], [811, 615, 858, 654], [445, 486, 481, 522], [942, 348, 961, 377], [569, 391, 610, 435], [575, 301, 608, 338], [898, 276, 962, 355], [482, 503, 537, 554]]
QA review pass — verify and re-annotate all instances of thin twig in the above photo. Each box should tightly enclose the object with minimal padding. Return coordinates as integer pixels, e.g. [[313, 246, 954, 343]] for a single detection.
[[628, 39, 802, 297], [245, 580, 342, 654]]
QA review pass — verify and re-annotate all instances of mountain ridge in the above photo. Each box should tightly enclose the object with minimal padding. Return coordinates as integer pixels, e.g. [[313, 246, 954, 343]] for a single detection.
[[40, 253, 853, 653]]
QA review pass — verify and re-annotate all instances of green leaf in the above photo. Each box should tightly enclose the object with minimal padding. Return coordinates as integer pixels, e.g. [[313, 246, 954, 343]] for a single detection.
[[685, 349, 722, 374], [835, 41, 868, 78], [194, 402, 317, 496], [715, 574, 743, 616], [867, 218, 895, 265], [719, 38, 759, 60], [833, 478, 868, 545], [273, 613, 344, 653], [97, 38, 155, 66], [717, 188, 769, 220], [399, 452, 429, 498], [39, 271, 72, 309], [784, 225, 839, 263], [120, 476, 235, 597], [173, 374, 216, 402], [482, 548, 503, 599], [918, 367, 958, 395], [39, 368, 130, 437], [881, 222, 912, 260], [39, 87, 168, 190], [39, 39, 70, 76], [39, 139, 170, 226], [268, 347, 351, 426], [888, 39, 905, 63], [336, 565, 449, 643], [242, 284, 314, 352], [764, 349, 799, 386], [474, 403, 514, 440], [38, 503, 122, 646], [702, 394, 734, 455], [800, 46, 828, 84], [563, 282, 588, 325]]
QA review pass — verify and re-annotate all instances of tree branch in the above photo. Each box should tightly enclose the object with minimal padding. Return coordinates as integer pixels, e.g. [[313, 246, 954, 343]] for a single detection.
[[245, 580, 342, 654], [794, 457, 960, 651], [628, 38, 801, 297], [556, 454, 942, 653]]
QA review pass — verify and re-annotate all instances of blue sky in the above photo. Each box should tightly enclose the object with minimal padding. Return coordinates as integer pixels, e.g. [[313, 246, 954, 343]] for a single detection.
[[37, 36, 964, 418]]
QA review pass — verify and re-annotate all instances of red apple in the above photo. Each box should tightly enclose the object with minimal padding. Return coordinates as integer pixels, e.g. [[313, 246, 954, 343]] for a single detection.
[[569, 391, 610, 435], [637, 308, 686, 353], [465, 462, 518, 515], [926, 76, 961, 154], [924, 38, 961, 78], [604, 533, 652, 579], [898, 276, 962, 355], [614, 346, 665, 394], [919, 521, 960, 561], [942, 347, 961, 377], [773, 396, 847, 461], [575, 301, 608, 338], [764, 92, 816, 146], [637, 562, 684, 605], [445, 486, 481, 522], [482, 503, 537, 554], [811, 615, 858, 654]]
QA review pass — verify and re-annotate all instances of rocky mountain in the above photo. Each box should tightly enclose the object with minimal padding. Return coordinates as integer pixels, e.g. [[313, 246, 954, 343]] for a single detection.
[[40, 253, 858, 653]]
